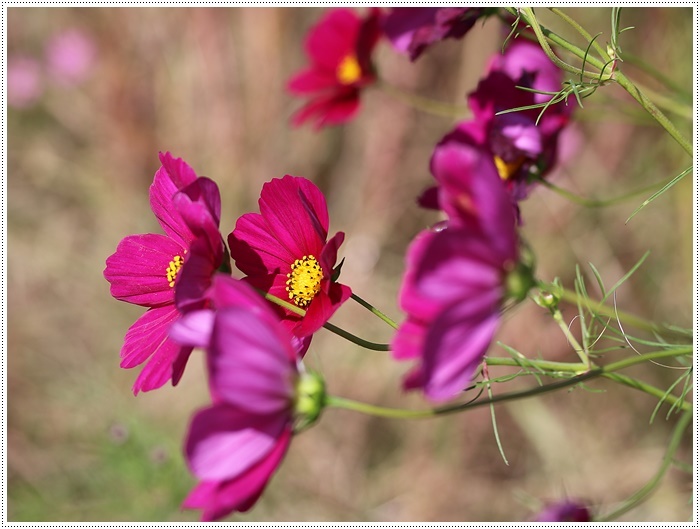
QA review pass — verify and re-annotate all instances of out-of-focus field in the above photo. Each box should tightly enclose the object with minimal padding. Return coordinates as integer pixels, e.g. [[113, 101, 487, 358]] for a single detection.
[[7, 7, 693, 522]]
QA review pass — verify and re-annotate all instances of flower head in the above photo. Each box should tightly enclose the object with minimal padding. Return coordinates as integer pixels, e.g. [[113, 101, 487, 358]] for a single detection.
[[533, 500, 591, 522], [393, 141, 529, 402], [171, 275, 324, 521], [288, 8, 382, 128], [383, 8, 486, 61], [45, 28, 96, 87], [229, 175, 351, 337], [7, 55, 43, 108], [104, 153, 226, 393]]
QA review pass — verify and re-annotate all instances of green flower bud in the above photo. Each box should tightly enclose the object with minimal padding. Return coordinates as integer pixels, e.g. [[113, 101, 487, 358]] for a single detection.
[[505, 261, 536, 303], [294, 371, 326, 431]]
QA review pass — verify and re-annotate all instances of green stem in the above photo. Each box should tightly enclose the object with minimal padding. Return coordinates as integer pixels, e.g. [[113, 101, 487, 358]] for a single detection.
[[615, 71, 693, 156], [375, 79, 468, 118], [327, 348, 693, 419], [548, 7, 609, 63], [485, 356, 587, 373], [554, 286, 690, 340], [596, 409, 692, 521], [602, 372, 690, 413], [538, 177, 673, 208], [551, 308, 591, 366], [351, 293, 398, 329], [262, 291, 390, 352], [322, 322, 390, 352]]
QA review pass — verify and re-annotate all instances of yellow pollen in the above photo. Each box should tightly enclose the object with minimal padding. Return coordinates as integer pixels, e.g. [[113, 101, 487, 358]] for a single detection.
[[494, 156, 525, 181], [337, 55, 362, 85], [285, 255, 324, 308], [166, 254, 184, 288]]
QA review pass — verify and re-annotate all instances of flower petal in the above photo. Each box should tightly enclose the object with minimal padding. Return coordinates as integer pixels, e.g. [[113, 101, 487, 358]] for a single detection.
[[287, 68, 339, 94], [185, 403, 287, 482], [184, 426, 292, 521], [208, 307, 297, 414], [229, 213, 295, 276], [295, 282, 352, 337], [104, 233, 183, 307], [170, 309, 216, 349], [319, 231, 345, 281], [119, 305, 190, 394], [291, 91, 361, 129], [305, 9, 359, 71], [174, 237, 220, 311]]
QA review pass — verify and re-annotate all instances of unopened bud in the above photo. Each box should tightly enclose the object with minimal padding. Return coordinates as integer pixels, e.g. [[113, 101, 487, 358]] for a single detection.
[[505, 261, 535, 303], [294, 371, 326, 430]]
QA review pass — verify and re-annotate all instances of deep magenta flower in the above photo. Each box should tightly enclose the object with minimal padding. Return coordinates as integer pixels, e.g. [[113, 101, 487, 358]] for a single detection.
[[104, 152, 225, 394], [171, 275, 322, 521], [533, 500, 591, 522], [287, 8, 382, 128], [383, 8, 487, 61], [228, 175, 351, 338], [392, 140, 526, 402]]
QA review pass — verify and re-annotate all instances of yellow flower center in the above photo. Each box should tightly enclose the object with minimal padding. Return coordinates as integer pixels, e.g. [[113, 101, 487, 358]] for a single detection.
[[285, 255, 324, 307], [166, 255, 184, 288], [494, 156, 525, 181], [337, 55, 362, 85]]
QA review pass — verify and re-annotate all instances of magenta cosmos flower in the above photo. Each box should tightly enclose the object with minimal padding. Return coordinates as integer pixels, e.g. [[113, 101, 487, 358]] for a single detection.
[[392, 139, 532, 402], [104, 152, 226, 394], [228, 175, 351, 338], [533, 500, 591, 522], [383, 8, 488, 61], [171, 275, 324, 521], [288, 8, 382, 128]]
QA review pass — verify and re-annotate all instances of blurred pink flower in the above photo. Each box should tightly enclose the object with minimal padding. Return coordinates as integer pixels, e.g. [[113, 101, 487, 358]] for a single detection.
[[288, 8, 382, 128], [383, 7, 486, 61], [7, 55, 43, 108], [45, 28, 96, 86], [171, 275, 305, 521], [104, 153, 226, 394], [228, 175, 351, 337], [533, 500, 591, 522], [393, 140, 523, 402]]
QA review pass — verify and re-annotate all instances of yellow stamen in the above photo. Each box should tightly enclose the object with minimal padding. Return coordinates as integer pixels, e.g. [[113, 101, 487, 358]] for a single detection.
[[494, 156, 525, 181], [166, 254, 184, 288], [337, 55, 362, 85], [285, 255, 324, 308]]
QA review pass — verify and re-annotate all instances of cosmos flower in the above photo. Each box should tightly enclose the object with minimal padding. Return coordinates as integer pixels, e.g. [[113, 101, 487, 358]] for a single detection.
[[228, 175, 351, 338], [392, 140, 530, 402], [383, 7, 487, 61], [7, 55, 43, 108], [171, 275, 324, 521], [287, 8, 382, 128], [45, 28, 97, 87], [104, 153, 226, 393], [533, 500, 591, 522]]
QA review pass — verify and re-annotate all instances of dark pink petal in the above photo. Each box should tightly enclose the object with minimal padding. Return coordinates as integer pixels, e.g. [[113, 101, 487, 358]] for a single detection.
[[229, 213, 295, 276], [174, 237, 220, 311], [355, 8, 383, 73], [287, 68, 339, 94], [319, 231, 345, 281], [391, 317, 425, 360], [422, 297, 501, 402], [209, 307, 297, 414], [305, 9, 359, 71], [119, 305, 190, 394], [296, 282, 352, 337], [291, 91, 361, 129], [104, 233, 184, 307], [186, 403, 288, 481], [416, 186, 439, 210], [257, 175, 329, 258], [184, 426, 292, 521], [150, 154, 199, 248], [174, 178, 223, 246]]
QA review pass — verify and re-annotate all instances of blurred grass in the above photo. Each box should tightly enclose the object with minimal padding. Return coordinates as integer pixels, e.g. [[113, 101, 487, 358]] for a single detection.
[[7, 7, 693, 522]]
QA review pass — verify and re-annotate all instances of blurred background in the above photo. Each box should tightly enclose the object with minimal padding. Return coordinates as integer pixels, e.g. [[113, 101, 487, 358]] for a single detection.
[[7, 7, 693, 522]]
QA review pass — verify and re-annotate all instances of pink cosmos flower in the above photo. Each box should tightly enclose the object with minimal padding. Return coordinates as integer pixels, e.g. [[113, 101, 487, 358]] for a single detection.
[[383, 8, 486, 61], [392, 140, 525, 402], [229, 175, 351, 338], [104, 153, 226, 394], [533, 500, 591, 522], [171, 275, 319, 521], [45, 28, 97, 87], [7, 55, 43, 108], [288, 8, 382, 128]]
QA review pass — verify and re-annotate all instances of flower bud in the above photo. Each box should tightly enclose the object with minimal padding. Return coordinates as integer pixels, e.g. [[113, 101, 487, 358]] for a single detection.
[[294, 371, 326, 430], [504, 261, 535, 303]]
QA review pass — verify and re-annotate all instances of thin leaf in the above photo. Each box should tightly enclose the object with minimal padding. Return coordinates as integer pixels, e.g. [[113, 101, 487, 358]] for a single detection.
[[626, 166, 692, 223], [601, 250, 650, 303]]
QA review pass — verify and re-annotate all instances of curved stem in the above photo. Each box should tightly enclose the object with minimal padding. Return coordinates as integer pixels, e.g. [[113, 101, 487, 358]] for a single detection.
[[327, 348, 693, 419], [322, 322, 390, 352], [596, 409, 692, 521], [375, 79, 468, 118], [262, 291, 391, 351], [548, 7, 608, 63], [551, 307, 590, 366], [351, 293, 398, 329], [615, 71, 692, 156]]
